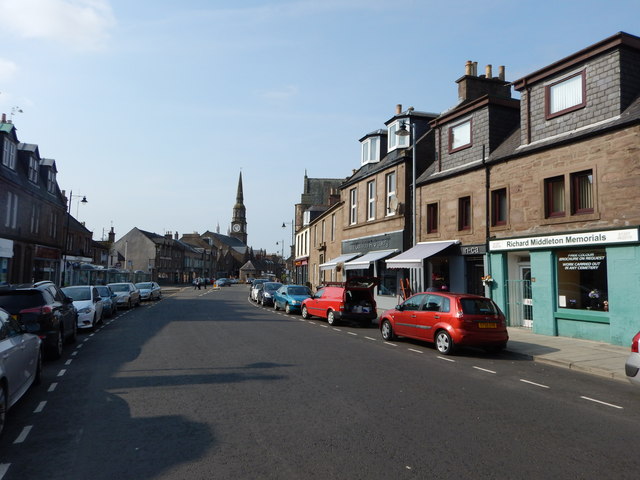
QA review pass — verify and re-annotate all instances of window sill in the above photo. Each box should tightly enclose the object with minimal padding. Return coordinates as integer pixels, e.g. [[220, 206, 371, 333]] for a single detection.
[[541, 212, 600, 226]]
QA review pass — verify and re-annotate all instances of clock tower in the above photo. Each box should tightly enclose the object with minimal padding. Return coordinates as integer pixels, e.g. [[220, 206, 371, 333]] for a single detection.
[[230, 172, 247, 244]]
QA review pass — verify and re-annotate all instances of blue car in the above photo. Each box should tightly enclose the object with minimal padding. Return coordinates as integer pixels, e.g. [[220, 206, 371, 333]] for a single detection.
[[273, 285, 312, 314]]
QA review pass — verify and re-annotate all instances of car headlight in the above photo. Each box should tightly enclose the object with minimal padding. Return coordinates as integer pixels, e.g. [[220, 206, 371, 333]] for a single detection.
[[291, 300, 299, 305], [264, 293, 272, 298], [79, 307, 92, 314]]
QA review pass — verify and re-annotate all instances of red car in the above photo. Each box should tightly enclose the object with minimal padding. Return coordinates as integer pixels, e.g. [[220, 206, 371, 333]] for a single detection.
[[379, 292, 508, 355], [301, 278, 377, 326]]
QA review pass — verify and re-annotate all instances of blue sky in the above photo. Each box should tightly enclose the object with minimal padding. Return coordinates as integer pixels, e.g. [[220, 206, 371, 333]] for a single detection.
[[0, 0, 638, 253]]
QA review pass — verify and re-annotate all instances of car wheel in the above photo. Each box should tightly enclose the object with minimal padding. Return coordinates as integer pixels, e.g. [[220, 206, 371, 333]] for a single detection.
[[381, 320, 395, 341], [435, 330, 454, 355], [274, 302, 279, 311], [49, 329, 63, 360], [0, 384, 7, 437], [327, 310, 337, 326], [285, 304, 292, 314], [301, 306, 311, 319]]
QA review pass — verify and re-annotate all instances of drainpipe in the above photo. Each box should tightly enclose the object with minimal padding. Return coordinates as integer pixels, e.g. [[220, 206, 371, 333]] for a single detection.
[[483, 144, 492, 298]]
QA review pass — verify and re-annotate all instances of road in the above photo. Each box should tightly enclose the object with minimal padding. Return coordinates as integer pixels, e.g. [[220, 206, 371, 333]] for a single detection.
[[1, 285, 639, 479]]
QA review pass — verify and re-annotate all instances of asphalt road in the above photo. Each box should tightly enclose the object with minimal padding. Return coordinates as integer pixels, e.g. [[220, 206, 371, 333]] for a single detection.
[[1, 285, 639, 480]]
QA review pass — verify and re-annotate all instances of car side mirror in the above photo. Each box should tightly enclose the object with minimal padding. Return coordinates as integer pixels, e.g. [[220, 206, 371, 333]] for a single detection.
[[112, 293, 117, 298], [395, 304, 403, 311], [64, 296, 73, 304]]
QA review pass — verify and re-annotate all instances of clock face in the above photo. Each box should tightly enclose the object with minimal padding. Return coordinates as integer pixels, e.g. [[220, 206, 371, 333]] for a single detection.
[[232, 224, 241, 232]]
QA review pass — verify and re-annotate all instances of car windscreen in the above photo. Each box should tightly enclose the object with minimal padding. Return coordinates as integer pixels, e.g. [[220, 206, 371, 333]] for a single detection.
[[460, 298, 499, 315], [0, 291, 46, 312], [289, 286, 310, 296], [62, 287, 91, 301], [136, 283, 152, 289], [109, 284, 129, 292], [95, 287, 111, 296], [264, 283, 282, 292]]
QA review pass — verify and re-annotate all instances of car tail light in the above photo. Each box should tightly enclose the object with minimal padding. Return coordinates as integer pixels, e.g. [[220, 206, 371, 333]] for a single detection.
[[631, 332, 640, 353], [20, 305, 52, 316]]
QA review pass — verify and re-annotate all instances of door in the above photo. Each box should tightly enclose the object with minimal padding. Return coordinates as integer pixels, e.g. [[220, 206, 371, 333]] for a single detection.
[[393, 294, 427, 338], [506, 266, 533, 328], [415, 294, 449, 341]]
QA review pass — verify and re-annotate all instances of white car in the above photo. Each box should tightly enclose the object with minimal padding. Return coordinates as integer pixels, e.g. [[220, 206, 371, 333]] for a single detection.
[[625, 331, 640, 385], [0, 307, 42, 436], [107, 283, 141, 309], [62, 286, 104, 330], [135, 282, 162, 301]]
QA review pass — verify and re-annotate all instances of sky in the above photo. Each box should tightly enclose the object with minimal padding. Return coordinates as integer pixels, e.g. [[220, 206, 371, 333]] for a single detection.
[[0, 0, 638, 254]]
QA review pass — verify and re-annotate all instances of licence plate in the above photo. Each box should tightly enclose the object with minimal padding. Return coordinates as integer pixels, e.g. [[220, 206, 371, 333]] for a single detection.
[[478, 322, 497, 328]]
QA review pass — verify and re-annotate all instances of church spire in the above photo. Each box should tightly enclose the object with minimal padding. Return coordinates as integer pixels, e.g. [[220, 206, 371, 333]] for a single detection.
[[235, 171, 244, 206], [230, 171, 247, 245]]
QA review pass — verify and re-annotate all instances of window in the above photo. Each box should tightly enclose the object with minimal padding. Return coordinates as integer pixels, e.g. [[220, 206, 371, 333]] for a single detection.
[[5, 192, 18, 228], [458, 196, 471, 231], [50, 212, 58, 239], [557, 249, 608, 311], [571, 170, 593, 214], [367, 180, 376, 221], [28, 157, 39, 183], [426, 203, 438, 233], [2, 140, 16, 169], [30, 204, 40, 234], [387, 121, 410, 151], [546, 71, 586, 119], [545, 176, 565, 218], [349, 188, 357, 225], [491, 188, 508, 226], [331, 214, 335, 242], [361, 137, 380, 165], [321, 219, 326, 242], [47, 169, 56, 193], [385, 172, 396, 216], [449, 119, 472, 153]]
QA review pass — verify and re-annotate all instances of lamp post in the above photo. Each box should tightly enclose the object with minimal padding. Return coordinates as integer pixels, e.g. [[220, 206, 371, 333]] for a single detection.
[[61, 190, 88, 286], [282, 220, 294, 282], [395, 116, 416, 247]]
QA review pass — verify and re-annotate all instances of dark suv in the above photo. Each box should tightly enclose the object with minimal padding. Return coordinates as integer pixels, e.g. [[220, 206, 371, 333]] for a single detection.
[[0, 281, 77, 359], [301, 278, 378, 326]]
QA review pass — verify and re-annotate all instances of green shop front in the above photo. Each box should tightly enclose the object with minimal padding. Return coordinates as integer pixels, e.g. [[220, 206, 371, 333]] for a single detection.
[[487, 227, 639, 346]]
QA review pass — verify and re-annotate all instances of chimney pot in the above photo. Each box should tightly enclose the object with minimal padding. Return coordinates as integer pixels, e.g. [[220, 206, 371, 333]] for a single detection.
[[498, 65, 505, 81], [473, 62, 478, 76], [486, 64, 492, 78], [396, 104, 402, 115], [465, 60, 473, 76]]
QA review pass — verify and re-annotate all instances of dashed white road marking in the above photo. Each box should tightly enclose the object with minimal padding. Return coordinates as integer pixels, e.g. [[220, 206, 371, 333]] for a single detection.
[[332, 328, 342, 332], [57, 369, 66, 377], [65, 359, 72, 366], [47, 382, 58, 392], [408, 348, 423, 354], [0, 463, 10, 478], [71, 351, 78, 357], [365, 336, 376, 341], [14, 426, 32, 444], [34, 401, 47, 413], [520, 379, 550, 389], [383, 342, 398, 347], [320, 325, 328, 328], [437, 356, 455, 362], [580, 396, 623, 409], [473, 366, 496, 374], [347, 332, 358, 336]]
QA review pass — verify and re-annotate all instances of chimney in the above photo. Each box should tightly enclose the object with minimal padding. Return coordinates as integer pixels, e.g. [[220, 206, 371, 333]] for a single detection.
[[165, 231, 173, 239], [457, 60, 511, 103], [1, 113, 5, 123], [396, 104, 402, 115], [108, 227, 115, 243], [175, 232, 179, 240]]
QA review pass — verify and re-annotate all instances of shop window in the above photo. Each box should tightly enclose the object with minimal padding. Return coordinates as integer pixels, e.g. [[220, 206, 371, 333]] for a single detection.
[[571, 170, 594, 214], [458, 196, 471, 231], [491, 188, 507, 226], [378, 268, 397, 296], [557, 249, 608, 311], [544, 176, 565, 218], [426, 203, 438, 233]]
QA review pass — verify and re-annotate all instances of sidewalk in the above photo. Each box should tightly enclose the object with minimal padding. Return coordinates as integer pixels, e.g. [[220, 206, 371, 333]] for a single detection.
[[506, 327, 630, 383]]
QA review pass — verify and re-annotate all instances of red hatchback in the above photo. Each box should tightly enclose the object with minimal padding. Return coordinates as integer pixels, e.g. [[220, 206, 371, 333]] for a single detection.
[[379, 292, 508, 355]]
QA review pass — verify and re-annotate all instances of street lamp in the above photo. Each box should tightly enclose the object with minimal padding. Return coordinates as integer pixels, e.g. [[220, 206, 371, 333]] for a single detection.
[[282, 220, 294, 282], [395, 117, 416, 247], [61, 190, 88, 286]]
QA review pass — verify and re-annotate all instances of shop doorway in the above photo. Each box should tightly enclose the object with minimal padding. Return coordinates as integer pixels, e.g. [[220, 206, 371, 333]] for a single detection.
[[506, 265, 533, 328]]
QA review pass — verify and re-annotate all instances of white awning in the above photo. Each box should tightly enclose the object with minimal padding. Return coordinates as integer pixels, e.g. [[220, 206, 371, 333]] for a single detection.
[[319, 253, 361, 271], [385, 241, 459, 269], [344, 249, 398, 271]]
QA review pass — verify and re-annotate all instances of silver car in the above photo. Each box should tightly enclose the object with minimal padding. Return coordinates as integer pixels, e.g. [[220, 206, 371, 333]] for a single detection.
[[107, 283, 141, 309], [135, 282, 162, 301], [0, 307, 42, 436], [625, 331, 640, 385]]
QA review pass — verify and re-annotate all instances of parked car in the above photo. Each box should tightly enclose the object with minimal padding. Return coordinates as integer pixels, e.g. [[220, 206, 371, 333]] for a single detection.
[[0, 281, 77, 359], [0, 307, 42, 436], [215, 278, 231, 287], [258, 282, 283, 306], [95, 285, 118, 318], [135, 282, 162, 301], [250, 280, 268, 302], [273, 285, 312, 314], [624, 331, 640, 386], [379, 291, 508, 355], [301, 278, 378, 326], [62, 286, 104, 330], [107, 283, 141, 309]]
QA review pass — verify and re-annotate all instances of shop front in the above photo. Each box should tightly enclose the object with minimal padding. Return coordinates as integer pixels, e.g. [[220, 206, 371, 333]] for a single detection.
[[489, 227, 640, 346], [34, 244, 61, 283], [0, 238, 13, 284]]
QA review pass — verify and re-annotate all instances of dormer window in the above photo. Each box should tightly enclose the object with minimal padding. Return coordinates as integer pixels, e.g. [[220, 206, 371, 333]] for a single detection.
[[28, 157, 39, 183], [449, 118, 472, 153], [361, 136, 380, 165], [387, 120, 410, 151], [47, 169, 57, 193], [546, 70, 586, 119], [2, 139, 16, 170]]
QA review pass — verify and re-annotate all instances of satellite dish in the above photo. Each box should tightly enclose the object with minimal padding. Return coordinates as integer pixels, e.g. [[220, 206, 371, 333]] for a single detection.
[[389, 194, 399, 213]]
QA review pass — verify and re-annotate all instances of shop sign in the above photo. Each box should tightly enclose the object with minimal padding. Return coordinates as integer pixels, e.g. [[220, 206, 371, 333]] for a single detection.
[[460, 244, 486, 255], [489, 228, 639, 251], [558, 251, 605, 271], [342, 231, 403, 254], [35, 245, 61, 260]]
